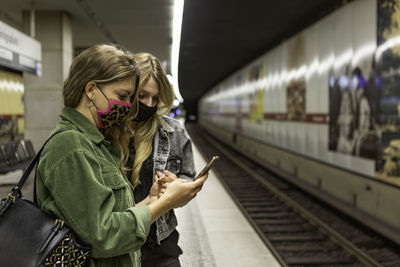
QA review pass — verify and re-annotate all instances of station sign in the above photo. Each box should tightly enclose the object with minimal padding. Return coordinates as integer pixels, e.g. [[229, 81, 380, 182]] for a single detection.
[[0, 20, 42, 76]]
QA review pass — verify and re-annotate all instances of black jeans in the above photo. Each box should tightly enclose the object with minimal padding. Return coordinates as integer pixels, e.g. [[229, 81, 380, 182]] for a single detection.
[[141, 230, 182, 267], [141, 247, 181, 267]]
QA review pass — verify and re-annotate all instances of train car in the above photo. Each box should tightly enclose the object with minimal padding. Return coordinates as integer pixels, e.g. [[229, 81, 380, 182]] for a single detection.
[[0, 19, 41, 144], [199, 0, 400, 244], [0, 69, 25, 142]]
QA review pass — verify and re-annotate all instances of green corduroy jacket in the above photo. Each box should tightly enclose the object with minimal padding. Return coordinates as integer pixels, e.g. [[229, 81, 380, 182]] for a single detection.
[[36, 106, 151, 266]]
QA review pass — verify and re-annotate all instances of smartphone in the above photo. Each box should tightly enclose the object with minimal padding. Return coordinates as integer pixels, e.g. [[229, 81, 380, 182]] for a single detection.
[[194, 156, 219, 180]]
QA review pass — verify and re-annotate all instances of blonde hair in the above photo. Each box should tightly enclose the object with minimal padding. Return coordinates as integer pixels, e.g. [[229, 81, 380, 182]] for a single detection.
[[63, 44, 138, 169], [129, 52, 175, 186]]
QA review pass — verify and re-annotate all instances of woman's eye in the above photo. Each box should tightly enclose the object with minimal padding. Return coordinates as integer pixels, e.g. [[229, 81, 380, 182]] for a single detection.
[[138, 94, 146, 99], [118, 95, 127, 100]]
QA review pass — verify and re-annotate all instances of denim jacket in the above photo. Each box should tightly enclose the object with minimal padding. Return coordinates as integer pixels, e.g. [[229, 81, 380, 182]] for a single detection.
[[153, 116, 195, 244]]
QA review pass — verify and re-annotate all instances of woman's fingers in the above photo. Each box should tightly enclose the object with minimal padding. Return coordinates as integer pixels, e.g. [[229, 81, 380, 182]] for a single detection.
[[163, 170, 178, 181], [162, 178, 206, 208], [163, 170, 173, 176], [154, 172, 164, 182], [158, 177, 167, 184], [192, 173, 208, 188]]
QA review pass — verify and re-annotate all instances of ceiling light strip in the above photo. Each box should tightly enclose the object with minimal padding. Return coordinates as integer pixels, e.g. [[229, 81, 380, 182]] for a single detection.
[[171, 0, 184, 103]]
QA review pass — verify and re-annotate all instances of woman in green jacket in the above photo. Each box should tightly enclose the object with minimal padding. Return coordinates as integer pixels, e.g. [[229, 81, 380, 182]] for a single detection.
[[35, 44, 207, 266]]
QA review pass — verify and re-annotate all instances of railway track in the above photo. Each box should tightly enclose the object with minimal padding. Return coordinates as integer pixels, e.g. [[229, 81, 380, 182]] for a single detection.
[[186, 123, 400, 267]]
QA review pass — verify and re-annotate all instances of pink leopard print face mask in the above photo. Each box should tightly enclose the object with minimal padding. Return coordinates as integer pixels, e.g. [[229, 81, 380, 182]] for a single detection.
[[92, 86, 131, 129], [96, 99, 131, 129]]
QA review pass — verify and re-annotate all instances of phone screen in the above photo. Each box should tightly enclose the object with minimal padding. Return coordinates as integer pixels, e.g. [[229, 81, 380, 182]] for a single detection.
[[194, 156, 219, 180]]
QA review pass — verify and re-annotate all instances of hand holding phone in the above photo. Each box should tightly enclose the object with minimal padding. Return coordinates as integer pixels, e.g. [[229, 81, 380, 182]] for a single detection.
[[194, 156, 219, 180]]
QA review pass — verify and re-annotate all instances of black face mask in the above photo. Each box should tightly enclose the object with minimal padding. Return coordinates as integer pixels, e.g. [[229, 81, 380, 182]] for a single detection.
[[134, 101, 158, 122]]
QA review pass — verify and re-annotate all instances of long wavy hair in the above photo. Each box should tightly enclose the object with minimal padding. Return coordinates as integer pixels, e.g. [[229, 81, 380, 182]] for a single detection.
[[129, 52, 175, 186], [63, 44, 138, 169]]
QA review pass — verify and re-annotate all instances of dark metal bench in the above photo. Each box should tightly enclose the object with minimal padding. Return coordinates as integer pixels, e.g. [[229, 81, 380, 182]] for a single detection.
[[0, 140, 35, 174]]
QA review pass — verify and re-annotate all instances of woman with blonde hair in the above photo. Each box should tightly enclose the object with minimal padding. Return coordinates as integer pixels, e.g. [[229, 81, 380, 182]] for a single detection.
[[36, 44, 207, 266], [127, 52, 196, 267]]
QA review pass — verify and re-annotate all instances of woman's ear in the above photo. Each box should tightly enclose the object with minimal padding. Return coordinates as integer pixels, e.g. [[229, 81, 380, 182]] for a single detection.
[[85, 81, 97, 101]]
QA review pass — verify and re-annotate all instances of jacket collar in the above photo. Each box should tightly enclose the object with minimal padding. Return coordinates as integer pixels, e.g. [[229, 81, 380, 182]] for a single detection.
[[158, 116, 175, 134], [60, 107, 105, 144]]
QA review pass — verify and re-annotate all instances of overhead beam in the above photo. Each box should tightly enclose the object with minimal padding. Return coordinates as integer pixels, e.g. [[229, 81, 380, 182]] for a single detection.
[[75, 0, 118, 44]]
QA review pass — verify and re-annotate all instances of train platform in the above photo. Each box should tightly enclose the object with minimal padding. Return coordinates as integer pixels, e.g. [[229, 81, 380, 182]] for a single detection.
[[176, 136, 280, 267]]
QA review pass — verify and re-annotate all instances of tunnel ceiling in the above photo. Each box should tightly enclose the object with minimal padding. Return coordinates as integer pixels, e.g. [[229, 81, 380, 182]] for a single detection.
[[0, 0, 174, 65], [0, 0, 349, 116], [179, 0, 347, 116]]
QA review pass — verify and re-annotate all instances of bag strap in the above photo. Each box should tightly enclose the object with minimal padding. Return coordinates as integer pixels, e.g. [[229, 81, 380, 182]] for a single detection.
[[11, 130, 66, 197]]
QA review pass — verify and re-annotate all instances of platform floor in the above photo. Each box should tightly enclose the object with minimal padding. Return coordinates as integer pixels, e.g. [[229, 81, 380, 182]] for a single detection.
[[176, 142, 281, 267]]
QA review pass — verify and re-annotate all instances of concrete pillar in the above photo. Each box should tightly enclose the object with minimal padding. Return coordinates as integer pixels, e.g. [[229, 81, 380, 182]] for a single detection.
[[22, 11, 73, 152]]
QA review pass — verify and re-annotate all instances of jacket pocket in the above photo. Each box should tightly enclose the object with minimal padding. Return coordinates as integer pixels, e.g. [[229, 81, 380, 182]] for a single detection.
[[165, 154, 182, 174], [101, 166, 132, 211]]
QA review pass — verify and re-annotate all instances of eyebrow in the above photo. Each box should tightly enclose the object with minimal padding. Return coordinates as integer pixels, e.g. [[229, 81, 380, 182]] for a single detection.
[[118, 89, 134, 95], [139, 89, 159, 96], [139, 90, 150, 95]]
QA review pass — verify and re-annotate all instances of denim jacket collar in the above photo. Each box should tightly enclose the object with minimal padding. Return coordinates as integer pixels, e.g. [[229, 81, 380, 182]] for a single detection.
[[159, 116, 175, 133]]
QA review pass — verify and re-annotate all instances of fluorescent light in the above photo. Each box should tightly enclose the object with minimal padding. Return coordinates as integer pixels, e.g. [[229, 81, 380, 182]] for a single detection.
[[173, 99, 180, 107], [376, 35, 400, 62], [171, 0, 184, 103]]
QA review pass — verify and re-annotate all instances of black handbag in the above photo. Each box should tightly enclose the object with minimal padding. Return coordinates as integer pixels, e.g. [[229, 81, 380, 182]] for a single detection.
[[0, 132, 91, 267]]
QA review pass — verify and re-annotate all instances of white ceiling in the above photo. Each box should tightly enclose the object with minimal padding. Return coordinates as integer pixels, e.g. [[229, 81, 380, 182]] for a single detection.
[[0, 0, 174, 70]]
